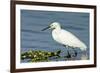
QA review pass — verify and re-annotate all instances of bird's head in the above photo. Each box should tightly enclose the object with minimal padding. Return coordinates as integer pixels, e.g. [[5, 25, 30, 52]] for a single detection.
[[42, 22, 61, 31]]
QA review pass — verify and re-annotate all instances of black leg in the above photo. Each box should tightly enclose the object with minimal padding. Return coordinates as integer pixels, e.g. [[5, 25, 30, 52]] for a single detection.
[[66, 51, 71, 58], [63, 44, 66, 48], [62, 45, 72, 58], [72, 49, 77, 57], [66, 46, 72, 58]]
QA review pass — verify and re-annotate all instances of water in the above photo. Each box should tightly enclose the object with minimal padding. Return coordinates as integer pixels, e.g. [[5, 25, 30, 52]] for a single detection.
[[21, 9, 89, 63]]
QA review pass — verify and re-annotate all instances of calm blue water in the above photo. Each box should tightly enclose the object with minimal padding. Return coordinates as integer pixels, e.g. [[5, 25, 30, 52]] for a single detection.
[[21, 9, 89, 62]]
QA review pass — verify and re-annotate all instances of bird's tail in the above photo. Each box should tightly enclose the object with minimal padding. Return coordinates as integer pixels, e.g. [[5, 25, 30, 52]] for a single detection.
[[80, 45, 87, 51]]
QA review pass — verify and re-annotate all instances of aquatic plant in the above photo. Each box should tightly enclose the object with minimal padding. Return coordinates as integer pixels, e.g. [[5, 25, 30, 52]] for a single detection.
[[21, 49, 61, 62]]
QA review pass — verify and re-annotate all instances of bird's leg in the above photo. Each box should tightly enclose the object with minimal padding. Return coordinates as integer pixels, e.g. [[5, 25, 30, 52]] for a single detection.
[[66, 50, 71, 58], [72, 48, 77, 57], [63, 44, 66, 48], [62, 45, 71, 58], [66, 46, 71, 58]]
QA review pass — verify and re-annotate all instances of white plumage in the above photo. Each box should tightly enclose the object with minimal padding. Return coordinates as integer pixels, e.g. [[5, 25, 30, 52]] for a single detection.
[[42, 22, 87, 57], [51, 22, 87, 51]]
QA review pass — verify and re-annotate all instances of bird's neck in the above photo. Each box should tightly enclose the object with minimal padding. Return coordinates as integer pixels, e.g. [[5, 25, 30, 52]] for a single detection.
[[56, 26, 61, 30]]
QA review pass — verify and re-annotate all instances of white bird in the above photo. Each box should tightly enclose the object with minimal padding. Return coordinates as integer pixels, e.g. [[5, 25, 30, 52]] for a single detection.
[[42, 22, 87, 58]]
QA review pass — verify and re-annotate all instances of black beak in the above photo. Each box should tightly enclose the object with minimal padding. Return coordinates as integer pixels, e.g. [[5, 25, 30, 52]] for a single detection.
[[41, 26, 50, 31]]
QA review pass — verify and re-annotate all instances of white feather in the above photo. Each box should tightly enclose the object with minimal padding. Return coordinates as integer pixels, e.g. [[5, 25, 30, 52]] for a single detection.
[[51, 22, 87, 51]]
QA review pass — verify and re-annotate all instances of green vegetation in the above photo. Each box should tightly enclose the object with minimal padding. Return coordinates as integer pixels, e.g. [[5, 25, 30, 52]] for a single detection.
[[21, 50, 61, 62]]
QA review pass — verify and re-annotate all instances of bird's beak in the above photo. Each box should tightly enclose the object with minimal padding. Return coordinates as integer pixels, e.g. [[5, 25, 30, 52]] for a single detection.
[[41, 26, 50, 31]]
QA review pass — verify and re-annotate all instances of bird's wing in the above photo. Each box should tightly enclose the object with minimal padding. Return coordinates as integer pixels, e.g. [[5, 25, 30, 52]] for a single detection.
[[59, 29, 85, 48]]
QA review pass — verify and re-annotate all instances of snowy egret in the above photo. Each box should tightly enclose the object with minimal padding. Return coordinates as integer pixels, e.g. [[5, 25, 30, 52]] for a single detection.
[[42, 22, 87, 58]]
